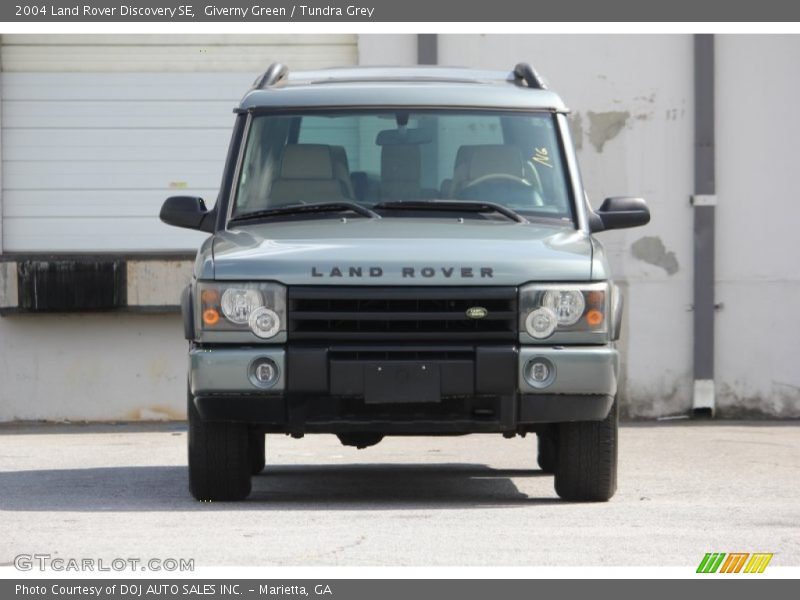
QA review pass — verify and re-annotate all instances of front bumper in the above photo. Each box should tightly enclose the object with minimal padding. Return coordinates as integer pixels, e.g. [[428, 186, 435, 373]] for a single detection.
[[189, 344, 617, 432]]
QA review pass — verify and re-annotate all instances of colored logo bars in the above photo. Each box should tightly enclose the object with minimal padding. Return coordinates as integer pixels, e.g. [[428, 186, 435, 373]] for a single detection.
[[697, 553, 773, 573]]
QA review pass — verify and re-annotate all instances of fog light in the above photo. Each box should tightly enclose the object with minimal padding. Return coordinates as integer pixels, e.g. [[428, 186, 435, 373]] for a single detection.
[[248, 357, 280, 389], [524, 357, 556, 389]]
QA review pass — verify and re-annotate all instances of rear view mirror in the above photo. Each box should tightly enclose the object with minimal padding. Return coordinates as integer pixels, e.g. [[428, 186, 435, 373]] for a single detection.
[[160, 196, 215, 233], [590, 197, 650, 232], [375, 128, 433, 146]]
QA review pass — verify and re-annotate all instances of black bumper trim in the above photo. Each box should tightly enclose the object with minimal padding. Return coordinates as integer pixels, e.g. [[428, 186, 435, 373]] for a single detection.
[[519, 394, 614, 423], [287, 343, 518, 396], [192, 393, 613, 429], [194, 395, 285, 423]]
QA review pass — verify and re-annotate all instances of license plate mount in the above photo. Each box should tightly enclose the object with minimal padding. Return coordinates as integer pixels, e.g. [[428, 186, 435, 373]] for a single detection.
[[364, 362, 441, 404]]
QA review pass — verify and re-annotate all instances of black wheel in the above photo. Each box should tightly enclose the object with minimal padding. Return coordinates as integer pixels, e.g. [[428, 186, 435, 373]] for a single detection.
[[537, 427, 557, 474], [554, 396, 618, 502], [187, 387, 252, 501], [249, 429, 266, 475]]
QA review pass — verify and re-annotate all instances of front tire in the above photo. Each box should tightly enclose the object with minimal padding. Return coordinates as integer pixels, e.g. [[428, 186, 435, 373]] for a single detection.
[[249, 429, 266, 475], [537, 427, 557, 474], [554, 396, 618, 502], [187, 388, 252, 501]]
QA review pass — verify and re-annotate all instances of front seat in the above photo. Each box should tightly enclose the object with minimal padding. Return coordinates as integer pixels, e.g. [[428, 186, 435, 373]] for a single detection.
[[269, 144, 352, 206], [449, 144, 527, 196]]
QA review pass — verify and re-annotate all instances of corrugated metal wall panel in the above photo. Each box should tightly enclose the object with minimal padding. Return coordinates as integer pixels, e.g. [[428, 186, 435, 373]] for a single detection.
[[0, 34, 358, 72], [0, 35, 358, 252]]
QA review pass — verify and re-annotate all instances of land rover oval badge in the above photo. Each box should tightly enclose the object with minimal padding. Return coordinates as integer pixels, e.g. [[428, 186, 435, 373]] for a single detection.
[[466, 306, 488, 319]]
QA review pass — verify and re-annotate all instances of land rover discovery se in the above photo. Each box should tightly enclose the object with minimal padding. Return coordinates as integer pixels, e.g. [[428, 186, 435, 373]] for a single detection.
[[160, 63, 650, 502]]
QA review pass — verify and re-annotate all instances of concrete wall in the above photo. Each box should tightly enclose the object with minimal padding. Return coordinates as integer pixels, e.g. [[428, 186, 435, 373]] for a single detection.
[[357, 34, 417, 65], [0, 314, 187, 421], [714, 35, 800, 417]]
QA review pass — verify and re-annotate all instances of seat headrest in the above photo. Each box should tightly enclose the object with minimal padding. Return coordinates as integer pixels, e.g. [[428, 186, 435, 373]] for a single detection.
[[279, 144, 334, 180], [330, 146, 350, 170]]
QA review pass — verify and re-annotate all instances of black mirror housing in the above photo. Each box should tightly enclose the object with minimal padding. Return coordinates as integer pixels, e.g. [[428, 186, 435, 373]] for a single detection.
[[591, 196, 650, 232], [160, 196, 215, 233]]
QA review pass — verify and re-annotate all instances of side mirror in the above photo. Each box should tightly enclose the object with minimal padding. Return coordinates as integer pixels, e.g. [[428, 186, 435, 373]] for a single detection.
[[160, 196, 215, 233], [590, 197, 650, 232]]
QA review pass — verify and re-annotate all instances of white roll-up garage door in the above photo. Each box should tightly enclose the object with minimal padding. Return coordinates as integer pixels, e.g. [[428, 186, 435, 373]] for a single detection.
[[0, 35, 358, 252]]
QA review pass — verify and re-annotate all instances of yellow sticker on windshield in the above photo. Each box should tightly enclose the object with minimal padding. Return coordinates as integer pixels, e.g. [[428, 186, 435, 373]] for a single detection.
[[532, 147, 553, 168]]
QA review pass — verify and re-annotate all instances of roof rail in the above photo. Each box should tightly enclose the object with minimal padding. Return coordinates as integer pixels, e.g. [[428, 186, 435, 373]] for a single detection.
[[253, 63, 289, 89], [512, 63, 547, 90]]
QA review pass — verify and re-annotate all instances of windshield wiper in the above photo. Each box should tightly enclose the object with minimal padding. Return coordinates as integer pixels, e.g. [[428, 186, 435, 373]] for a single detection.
[[374, 200, 528, 224], [229, 201, 381, 223]]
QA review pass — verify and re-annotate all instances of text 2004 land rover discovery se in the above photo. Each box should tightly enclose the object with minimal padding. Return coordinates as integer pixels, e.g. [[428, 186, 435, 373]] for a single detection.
[[160, 63, 650, 502]]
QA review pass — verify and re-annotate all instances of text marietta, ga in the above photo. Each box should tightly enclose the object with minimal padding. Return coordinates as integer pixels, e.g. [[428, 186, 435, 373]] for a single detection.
[[16, 584, 333, 596], [40, 4, 376, 18]]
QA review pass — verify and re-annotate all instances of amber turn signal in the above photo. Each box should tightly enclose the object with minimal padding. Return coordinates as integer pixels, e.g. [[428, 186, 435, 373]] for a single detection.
[[586, 290, 604, 306], [202, 308, 220, 326], [200, 288, 220, 304], [585, 309, 604, 327]]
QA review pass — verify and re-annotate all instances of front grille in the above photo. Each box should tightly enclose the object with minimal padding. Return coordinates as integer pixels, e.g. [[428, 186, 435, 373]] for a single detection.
[[328, 349, 475, 361], [288, 286, 518, 341]]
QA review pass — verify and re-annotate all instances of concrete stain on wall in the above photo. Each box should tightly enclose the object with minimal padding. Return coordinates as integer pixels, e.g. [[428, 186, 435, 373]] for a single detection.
[[631, 236, 680, 275], [587, 110, 630, 152], [125, 405, 185, 421], [567, 112, 584, 150], [622, 375, 692, 420], [716, 381, 800, 419]]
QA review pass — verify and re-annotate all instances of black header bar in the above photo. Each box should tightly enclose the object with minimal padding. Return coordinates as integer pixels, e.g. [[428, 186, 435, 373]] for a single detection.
[[3, 0, 800, 22]]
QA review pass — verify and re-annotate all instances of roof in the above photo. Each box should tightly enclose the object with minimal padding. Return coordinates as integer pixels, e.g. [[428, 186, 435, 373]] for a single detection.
[[237, 66, 569, 113]]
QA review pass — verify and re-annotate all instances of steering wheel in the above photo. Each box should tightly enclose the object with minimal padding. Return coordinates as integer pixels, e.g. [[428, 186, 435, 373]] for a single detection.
[[524, 160, 544, 194], [460, 173, 532, 191]]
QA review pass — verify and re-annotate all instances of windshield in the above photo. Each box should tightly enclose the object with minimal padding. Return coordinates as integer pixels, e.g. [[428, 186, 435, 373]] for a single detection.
[[232, 110, 574, 223]]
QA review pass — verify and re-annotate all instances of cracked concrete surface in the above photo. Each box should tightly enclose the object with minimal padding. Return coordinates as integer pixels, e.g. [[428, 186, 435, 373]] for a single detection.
[[0, 422, 798, 567]]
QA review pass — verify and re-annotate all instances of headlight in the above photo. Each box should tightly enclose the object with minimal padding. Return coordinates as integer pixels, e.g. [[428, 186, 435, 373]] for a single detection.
[[525, 307, 558, 339], [196, 282, 286, 340], [519, 283, 608, 341], [249, 307, 281, 339], [221, 288, 263, 324], [542, 289, 585, 326]]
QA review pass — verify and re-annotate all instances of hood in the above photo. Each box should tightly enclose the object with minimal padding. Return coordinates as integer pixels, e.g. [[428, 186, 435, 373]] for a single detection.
[[210, 218, 593, 285]]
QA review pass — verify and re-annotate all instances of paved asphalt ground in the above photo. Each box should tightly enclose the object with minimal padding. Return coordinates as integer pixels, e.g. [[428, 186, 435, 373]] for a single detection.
[[0, 421, 798, 567]]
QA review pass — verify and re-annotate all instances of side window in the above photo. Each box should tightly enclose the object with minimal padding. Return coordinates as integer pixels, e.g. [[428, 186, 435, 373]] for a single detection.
[[236, 116, 291, 213]]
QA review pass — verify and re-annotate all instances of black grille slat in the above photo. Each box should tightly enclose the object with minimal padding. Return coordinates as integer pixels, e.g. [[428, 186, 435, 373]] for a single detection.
[[288, 286, 517, 342], [291, 311, 516, 321]]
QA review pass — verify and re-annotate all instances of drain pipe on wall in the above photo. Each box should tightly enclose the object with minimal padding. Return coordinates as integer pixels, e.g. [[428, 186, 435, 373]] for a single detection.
[[417, 34, 438, 65], [691, 34, 717, 417]]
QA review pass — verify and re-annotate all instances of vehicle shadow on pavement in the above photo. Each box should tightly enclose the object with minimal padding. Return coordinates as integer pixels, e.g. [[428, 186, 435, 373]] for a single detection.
[[0, 463, 559, 510], [251, 463, 558, 507]]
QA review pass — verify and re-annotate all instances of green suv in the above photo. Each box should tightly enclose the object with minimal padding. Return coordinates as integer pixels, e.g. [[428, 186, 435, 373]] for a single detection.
[[160, 63, 650, 502]]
